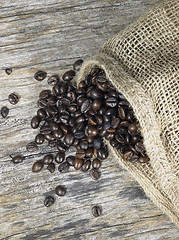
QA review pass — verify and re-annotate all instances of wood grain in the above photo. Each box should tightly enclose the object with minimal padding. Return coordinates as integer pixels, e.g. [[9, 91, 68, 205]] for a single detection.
[[0, 0, 178, 239]]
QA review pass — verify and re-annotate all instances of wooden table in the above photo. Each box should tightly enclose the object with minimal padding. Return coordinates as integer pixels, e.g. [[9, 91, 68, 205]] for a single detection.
[[0, 0, 178, 239]]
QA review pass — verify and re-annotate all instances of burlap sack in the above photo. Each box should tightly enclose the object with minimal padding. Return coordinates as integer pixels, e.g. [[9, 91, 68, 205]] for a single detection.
[[77, 0, 179, 228]]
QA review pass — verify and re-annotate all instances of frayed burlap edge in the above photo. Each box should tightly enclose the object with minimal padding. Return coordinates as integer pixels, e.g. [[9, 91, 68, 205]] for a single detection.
[[76, 54, 179, 228]]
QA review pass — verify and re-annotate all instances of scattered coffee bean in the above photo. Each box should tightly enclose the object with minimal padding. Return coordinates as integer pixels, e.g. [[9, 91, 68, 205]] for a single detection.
[[47, 162, 55, 173], [92, 206, 102, 217], [5, 68, 12, 75], [73, 59, 83, 71], [66, 155, 75, 166], [44, 196, 55, 207], [58, 162, 69, 173], [11, 155, 23, 164], [34, 70, 47, 81], [74, 158, 83, 170], [62, 70, 75, 82], [55, 185, 66, 196], [31, 116, 41, 129], [32, 161, 43, 172], [55, 152, 65, 164], [89, 168, 101, 180], [35, 134, 45, 145], [47, 75, 60, 86], [1, 106, 9, 118], [43, 154, 53, 165], [92, 158, 101, 169], [8, 93, 19, 105], [26, 142, 38, 152]]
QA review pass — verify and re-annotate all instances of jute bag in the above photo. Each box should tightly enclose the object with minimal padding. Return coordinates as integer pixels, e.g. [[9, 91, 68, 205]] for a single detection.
[[77, 0, 179, 227]]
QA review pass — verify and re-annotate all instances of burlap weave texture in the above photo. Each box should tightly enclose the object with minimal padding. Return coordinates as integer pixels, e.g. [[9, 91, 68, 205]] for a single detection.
[[77, 0, 179, 228]]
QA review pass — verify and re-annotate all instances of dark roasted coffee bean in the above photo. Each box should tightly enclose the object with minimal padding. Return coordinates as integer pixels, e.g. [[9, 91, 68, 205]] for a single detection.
[[89, 168, 101, 180], [88, 116, 97, 126], [5, 68, 12, 75], [105, 108, 116, 116], [73, 138, 79, 147], [1, 107, 9, 118], [44, 196, 55, 207], [39, 90, 50, 99], [123, 150, 134, 161], [129, 154, 139, 163], [107, 128, 115, 133], [128, 123, 138, 133], [110, 139, 118, 148], [105, 132, 114, 141], [37, 99, 47, 108], [11, 155, 23, 164], [118, 100, 130, 108], [126, 111, 134, 122], [97, 81, 108, 92], [8, 93, 19, 105], [58, 162, 69, 173], [139, 155, 150, 163], [43, 154, 53, 165], [81, 160, 91, 172], [81, 99, 92, 113], [115, 134, 125, 144], [34, 70, 47, 81], [47, 95, 56, 105], [80, 140, 88, 150], [44, 133, 54, 141], [49, 122, 59, 131], [68, 104, 78, 113], [95, 115, 103, 125], [105, 97, 118, 107], [74, 158, 83, 170], [32, 161, 43, 172], [60, 114, 69, 125], [86, 136, 94, 144], [90, 88, 103, 99], [48, 105, 58, 115], [74, 130, 85, 139], [111, 118, 120, 129], [47, 75, 60, 86], [52, 84, 61, 96], [92, 206, 102, 217], [92, 158, 101, 169], [64, 133, 74, 146], [73, 59, 83, 71], [119, 121, 130, 127], [57, 141, 67, 152], [31, 116, 41, 129], [60, 124, 68, 135], [92, 99, 102, 111], [88, 126, 97, 137], [76, 115, 86, 124], [85, 148, 93, 158], [118, 106, 126, 120], [35, 133, 44, 145], [93, 138, 102, 149], [55, 185, 66, 196], [131, 135, 139, 144], [135, 141, 145, 153], [37, 108, 47, 119], [97, 148, 108, 160], [53, 129, 63, 139], [78, 80, 87, 88], [98, 107, 106, 115], [48, 140, 57, 148], [99, 129, 107, 137], [62, 70, 75, 82], [103, 121, 111, 131], [55, 152, 65, 164], [66, 155, 75, 166], [26, 142, 38, 152], [39, 119, 48, 128], [47, 163, 55, 173], [76, 149, 85, 159], [117, 127, 128, 135]]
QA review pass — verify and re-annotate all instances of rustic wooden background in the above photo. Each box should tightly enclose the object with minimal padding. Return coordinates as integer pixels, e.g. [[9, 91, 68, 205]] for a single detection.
[[0, 0, 178, 239]]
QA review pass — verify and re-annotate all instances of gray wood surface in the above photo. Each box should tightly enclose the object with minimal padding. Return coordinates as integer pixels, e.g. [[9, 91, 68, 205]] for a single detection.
[[0, 0, 178, 239]]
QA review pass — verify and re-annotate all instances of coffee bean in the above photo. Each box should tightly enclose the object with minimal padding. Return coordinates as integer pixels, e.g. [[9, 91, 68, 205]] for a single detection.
[[73, 59, 83, 71], [135, 141, 145, 153], [31, 116, 41, 129], [119, 121, 130, 127], [47, 75, 60, 86], [43, 154, 53, 165], [115, 134, 125, 144], [34, 70, 47, 81], [8, 93, 19, 105], [92, 99, 102, 111], [97, 148, 108, 160], [123, 150, 134, 161], [97, 81, 108, 92], [118, 106, 126, 120], [55, 152, 65, 164], [74, 130, 85, 139], [81, 160, 91, 172], [74, 158, 83, 170], [88, 126, 97, 137], [26, 142, 38, 152], [76, 149, 85, 159], [111, 118, 120, 129], [129, 154, 139, 163], [110, 139, 119, 148], [64, 133, 74, 146], [90, 88, 103, 99], [44, 196, 55, 207], [47, 163, 55, 173], [81, 99, 92, 113], [40, 125, 51, 135], [37, 108, 47, 119], [93, 138, 102, 149], [80, 140, 88, 150], [105, 132, 114, 141], [37, 99, 47, 108], [11, 155, 23, 164], [68, 104, 78, 113], [139, 155, 150, 163], [105, 97, 118, 107], [35, 133, 44, 144], [60, 124, 68, 135], [128, 123, 138, 133], [92, 206, 102, 217], [32, 161, 43, 172], [58, 162, 69, 173], [5, 68, 12, 75], [39, 90, 51, 99], [103, 121, 111, 131], [48, 140, 57, 148], [53, 129, 63, 139], [1, 107, 9, 118], [92, 158, 101, 169], [44, 133, 54, 141], [55, 185, 66, 196], [105, 108, 116, 116], [89, 168, 101, 180], [62, 70, 75, 82], [66, 155, 75, 166]]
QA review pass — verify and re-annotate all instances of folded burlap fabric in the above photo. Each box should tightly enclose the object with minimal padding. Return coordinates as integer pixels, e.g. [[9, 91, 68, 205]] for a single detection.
[[77, 0, 179, 228]]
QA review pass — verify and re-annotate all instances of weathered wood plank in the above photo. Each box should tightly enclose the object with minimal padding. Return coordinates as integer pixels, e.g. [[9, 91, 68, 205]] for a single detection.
[[0, 0, 178, 239]]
